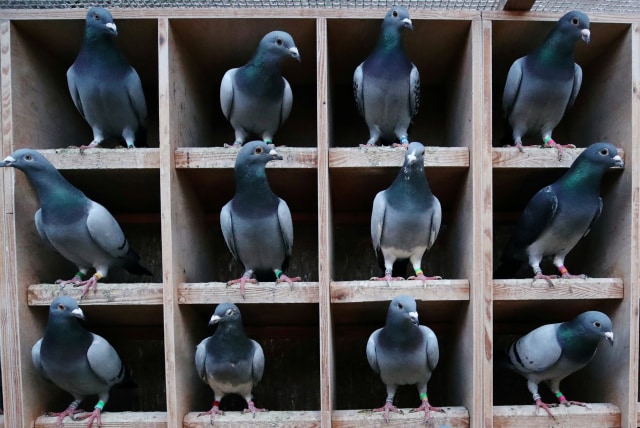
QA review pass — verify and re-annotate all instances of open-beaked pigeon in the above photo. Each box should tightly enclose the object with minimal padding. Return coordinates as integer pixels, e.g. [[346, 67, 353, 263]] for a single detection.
[[502, 10, 590, 160], [221, 141, 300, 297], [354, 6, 419, 147], [32, 296, 125, 427], [505, 310, 613, 418], [0, 149, 152, 296], [67, 7, 147, 151], [371, 142, 441, 284], [196, 302, 265, 424], [367, 295, 443, 424], [494, 142, 623, 285], [220, 31, 300, 147]]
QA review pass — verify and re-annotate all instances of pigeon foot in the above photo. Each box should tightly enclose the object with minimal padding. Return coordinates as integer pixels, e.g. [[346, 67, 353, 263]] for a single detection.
[[373, 400, 403, 423], [561, 273, 588, 280], [276, 274, 301, 290], [74, 407, 102, 428], [198, 404, 224, 425], [74, 274, 102, 298], [56, 275, 85, 287], [223, 142, 243, 148], [533, 272, 556, 288], [534, 398, 557, 419], [407, 273, 442, 287], [243, 401, 267, 418], [543, 139, 575, 161], [370, 274, 405, 286], [410, 399, 445, 424], [227, 275, 258, 299], [79, 142, 100, 154], [46, 404, 85, 427], [558, 396, 591, 409]]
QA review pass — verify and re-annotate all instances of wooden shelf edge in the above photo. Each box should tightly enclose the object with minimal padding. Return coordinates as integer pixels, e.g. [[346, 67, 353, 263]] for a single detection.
[[492, 147, 626, 169], [331, 407, 469, 427], [183, 410, 321, 427], [492, 278, 623, 301], [37, 148, 160, 170], [330, 280, 470, 303], [27, 283, 164, 306], [329, 146, 470, 168], [178, 282, 320, 304], [493, 403, 620, 427], [35, 411, 167, 427], [175, 147, 318, 169]]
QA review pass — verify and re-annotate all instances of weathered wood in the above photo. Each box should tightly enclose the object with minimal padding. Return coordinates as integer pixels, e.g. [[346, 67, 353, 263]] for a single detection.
[[330, 280, 469, 303], [34, 412, 167, 427], [498, 0, 536, 11], [332, 407, 469, 427], [178, 282, 319, 304], [493, 403, 620, 427], [27, 283, 164, 306], [175, 147, 317, 169], [36, 148, 160, 170], [183, 410, 321, 427], [329, 147, 469, 168], [493, 278, 624, 301], [493, 147, 626, 168]]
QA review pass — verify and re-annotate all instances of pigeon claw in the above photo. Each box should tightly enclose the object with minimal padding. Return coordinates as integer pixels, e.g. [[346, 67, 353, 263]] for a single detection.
[[227, 276, 258, 299], [370, 274, 404, 284], [198, 405, 224, 425], [407, 273, 442, 287], [276, 274, 301, 290], [558, 396, 591, 409], [533, 272, 556, 288], [79, 142, 100, 154], [410, 399, 444, 424], [46, 405, 85, 427], [561, 273, 588, 280], [542, 139, 576, 161], [243, 401, 267, 418], [75, 275, 101, 299], [74, 407, 102, 428], [515, 141, 524, 152], [373, 401, 403, 424], [534, 398, 557, 419]]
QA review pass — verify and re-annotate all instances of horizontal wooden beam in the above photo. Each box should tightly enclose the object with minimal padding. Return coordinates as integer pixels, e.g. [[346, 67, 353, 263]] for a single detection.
[[178, 282, 320, 304], [35, 411, 167, 427], [329, 147, 469, 168], [492, 147, 626, 168], [493, 278, 624, 301], [331, 280, 470, 303], [27, 283, 164, 306], [175, 147, 318, 169], [38, 148, 160, 170], [332, 407, 469, 427], [493, 403, 620, 427], [499, 0, 536, 11], [183, 410, 321, 427]]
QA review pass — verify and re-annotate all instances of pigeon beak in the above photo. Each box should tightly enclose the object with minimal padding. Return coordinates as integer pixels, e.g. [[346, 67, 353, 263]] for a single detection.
[[613, 155, 624, 168], [106, 22, 118, 36], [581, 28, 591, 44], [269, 148, 283, 161], [209, 314, 221, 326], [604, 331, 614, 345], [403, 18, 413, 31], [0, 155, 15, 167], [71, 308, 85, 320], [289, 46, 301, 62], [409, 311, 419, 326]]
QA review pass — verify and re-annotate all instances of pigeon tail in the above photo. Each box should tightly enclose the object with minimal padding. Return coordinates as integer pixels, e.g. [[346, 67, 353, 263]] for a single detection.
[[121, 248, 152, 276]]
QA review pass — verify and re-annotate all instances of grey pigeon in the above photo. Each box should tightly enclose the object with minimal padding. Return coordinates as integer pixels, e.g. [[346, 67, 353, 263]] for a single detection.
[[196, 302, 265, 424], [220, 31, 300, 147], [0, 149, 152, 296], [367, 295, 442, 424], [502, 10, 590, 159], [220, 141, 300, 297], [505, 310, 613, 418], [67, 7, 147, 150], [353, 6, 419, 147], [32, 296, 125, 427], [371, 142, 441, 283], [494, 142, 623, 285]]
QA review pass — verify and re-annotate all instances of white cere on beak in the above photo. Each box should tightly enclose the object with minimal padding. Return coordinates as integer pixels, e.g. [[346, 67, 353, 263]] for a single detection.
[[403, 18, 413, 26], [269, 149, 279, 156], [581, 28, 591, 43], [613, 155, 624, 167], [604, 331, 614, 344], [106, 22, 117, 32], [407, 151, 417, 164], [409, 311, 419, 323], [2, 156, 15, 163], [289, 47, 299, 56], [71, 308, 85, 319]]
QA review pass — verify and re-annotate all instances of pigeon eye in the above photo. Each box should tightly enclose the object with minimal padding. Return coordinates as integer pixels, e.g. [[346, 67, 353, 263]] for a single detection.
[[93, 13, 100, 20], [594, 321, 601, 328], [57, 304, 65, 311], [392, 10, 399, 18], [276, 38, 283, 46], [254, 146, 264, 155], [571, 17, 579, 25], [398, 302, 403, 310], [225, 309, 234, 316], [24, 154, 33, 161], [600, 148, 609, 156]]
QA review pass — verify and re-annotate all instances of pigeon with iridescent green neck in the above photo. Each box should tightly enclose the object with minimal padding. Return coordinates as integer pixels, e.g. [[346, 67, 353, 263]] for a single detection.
[[32, 296, 125, 427], [220, 31, 300, 147], [0, 149, 152, 296], [502, 10, 590, 160], [367, 295, 443, 424], [67, 7, 147, 150], [505, 311, 613, 418], [494, 142, 623, 285], [354, 6, 419, 147]]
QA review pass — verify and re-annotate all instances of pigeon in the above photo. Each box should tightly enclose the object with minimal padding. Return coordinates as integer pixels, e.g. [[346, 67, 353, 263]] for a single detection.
[[502, 10, 590, 159], [371, 142, 442, 284], [32, 296, 125, 427], [196, 302, 265, 424], [367, 295, 442, 424], [353, 6, 419, 147], [67, 7, 147, 151], [0, 149, 152, 296], [505, 310, 613, 418], [494, 142, 623, 285], [220, 141, 300, 297], [220, 31, 300, 147]]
